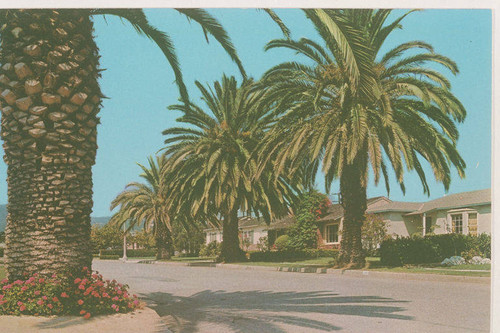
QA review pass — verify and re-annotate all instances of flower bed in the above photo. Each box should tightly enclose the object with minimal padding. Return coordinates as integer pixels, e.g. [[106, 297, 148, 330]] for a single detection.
[[0, 267, 141, 318]]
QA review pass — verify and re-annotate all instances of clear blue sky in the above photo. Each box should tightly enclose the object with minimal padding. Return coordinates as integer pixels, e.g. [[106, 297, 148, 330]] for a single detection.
[[0, 9, 492, 216]]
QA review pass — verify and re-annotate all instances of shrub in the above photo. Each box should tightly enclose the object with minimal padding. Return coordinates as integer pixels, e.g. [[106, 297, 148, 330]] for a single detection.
[[361, 214, 387, 256], [286, 190, 331, 251], [256, 236, 269, 252], [441, 256, 466, 266], [247, 249, 339, 262], [0, 248, 4, 257], [0, 267, 141, 317], [468, 256, 491, 265], [274, 235, 290, 251], [380, 233, 491, 266], [99, 249, 157, 258], [199, 241, 221, 257], [99, 255, 120, 260]]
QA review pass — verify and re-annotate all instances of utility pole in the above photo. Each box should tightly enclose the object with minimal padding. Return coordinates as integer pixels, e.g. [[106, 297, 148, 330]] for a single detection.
[[122, 223, 127, 261]]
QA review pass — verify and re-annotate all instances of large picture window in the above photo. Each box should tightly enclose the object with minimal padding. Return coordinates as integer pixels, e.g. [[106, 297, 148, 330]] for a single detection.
[[468, 213, 478, 236], [451, 214, 463, 234], [325, 224, 339, 243]]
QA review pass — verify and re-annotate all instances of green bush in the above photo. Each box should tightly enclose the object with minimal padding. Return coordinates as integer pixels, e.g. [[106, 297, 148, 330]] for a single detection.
[[99, 255, 120, 260], [199, 241, 221, 257], [99, 249, 157, 258], [247, 249, 339, 262], [380, 233, 491, 266], [274, 235, 290, 251], [0, 248, 4, 257]]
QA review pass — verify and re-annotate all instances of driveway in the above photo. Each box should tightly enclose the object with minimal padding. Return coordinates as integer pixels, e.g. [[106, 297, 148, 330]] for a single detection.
[[93, 261, 490, 333]]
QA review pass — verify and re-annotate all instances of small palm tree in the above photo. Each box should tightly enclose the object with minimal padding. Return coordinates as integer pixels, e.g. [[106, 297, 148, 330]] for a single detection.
[[0, 8, 254, 279], [162, 75, 301, 262], [109, 155, 174, 260], [257, 9, 466, 266]]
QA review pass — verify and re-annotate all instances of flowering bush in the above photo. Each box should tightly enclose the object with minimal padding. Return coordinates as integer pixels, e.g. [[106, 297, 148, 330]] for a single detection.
[[441, 256, 466, 266], [468, 256, 491, 265], [0, 267, 141, 318]]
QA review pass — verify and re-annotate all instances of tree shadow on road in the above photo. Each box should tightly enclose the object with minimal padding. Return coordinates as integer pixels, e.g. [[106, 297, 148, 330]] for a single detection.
[[142, 290, 412, 333]]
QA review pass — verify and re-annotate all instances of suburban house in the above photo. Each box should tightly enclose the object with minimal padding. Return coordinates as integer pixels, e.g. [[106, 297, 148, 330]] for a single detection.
[[204, 188, 491, 250]]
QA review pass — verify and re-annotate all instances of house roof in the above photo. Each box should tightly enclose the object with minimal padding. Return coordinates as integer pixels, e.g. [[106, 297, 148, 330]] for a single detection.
[[204, 188, 491, 231], [405, 188, 491, 215], [204, 214, 295, 232], [317, 196, 387, 222], [367, 200, 423, 214]]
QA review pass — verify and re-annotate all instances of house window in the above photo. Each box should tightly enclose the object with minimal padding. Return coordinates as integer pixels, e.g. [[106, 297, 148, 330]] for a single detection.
[[425, 216, 432, 234], [325, 224, 339, 243], [209, 232, 217, 242], [451, 214, 463, 234], [468, 213, 478, 236]]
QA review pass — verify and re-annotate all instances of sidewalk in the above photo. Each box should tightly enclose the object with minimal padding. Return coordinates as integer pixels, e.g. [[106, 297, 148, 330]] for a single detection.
[[0, 307, 169, 333]]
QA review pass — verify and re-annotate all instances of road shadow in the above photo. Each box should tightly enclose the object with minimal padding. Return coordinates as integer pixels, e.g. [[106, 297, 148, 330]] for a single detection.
[[142, 290, 412, 333]]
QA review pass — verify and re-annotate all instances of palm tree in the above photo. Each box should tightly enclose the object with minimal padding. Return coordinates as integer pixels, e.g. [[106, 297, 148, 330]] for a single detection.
[[257, 9, 466, 267], [162, 75, 301, 262], [0, 8, 253, 279], [109, 155, 175, 260]]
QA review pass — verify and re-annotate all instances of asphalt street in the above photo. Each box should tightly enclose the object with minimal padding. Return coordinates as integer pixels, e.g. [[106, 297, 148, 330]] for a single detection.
[[93, 261, 490, 333]]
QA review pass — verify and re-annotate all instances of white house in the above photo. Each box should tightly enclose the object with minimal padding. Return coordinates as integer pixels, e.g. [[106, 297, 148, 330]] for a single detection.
[[205, 188, 491, 250]]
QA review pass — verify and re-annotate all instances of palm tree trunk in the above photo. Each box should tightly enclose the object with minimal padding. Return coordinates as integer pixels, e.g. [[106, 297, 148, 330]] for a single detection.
[[220, 209, 244, 263], [338, 156, 367, 268], [0, 9, 101, 279], [155, 221, 173, 260]]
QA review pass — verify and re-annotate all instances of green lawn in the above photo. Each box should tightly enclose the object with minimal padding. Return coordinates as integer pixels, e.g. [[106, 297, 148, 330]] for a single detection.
[[168, 256, 216, 262], [233, 257, 335, 268], [365, 257, 490, 277]]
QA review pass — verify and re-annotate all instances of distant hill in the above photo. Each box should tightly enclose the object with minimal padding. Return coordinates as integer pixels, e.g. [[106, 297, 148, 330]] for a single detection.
[[0, 204, 110, 231]]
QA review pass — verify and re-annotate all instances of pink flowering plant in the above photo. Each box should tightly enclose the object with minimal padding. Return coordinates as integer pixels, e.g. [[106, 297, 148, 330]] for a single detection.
[[0, 267, 142, 318]]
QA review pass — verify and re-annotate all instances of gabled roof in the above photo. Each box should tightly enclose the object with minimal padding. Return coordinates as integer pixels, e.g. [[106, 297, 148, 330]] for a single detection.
[[367, 200, 423, 214], [405, 188, 491, 215]]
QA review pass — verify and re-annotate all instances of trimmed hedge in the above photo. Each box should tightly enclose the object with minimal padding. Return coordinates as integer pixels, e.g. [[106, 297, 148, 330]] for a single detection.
[[247, 249, 339, 262], [99, 248, 157, 258], [380, 233, 491, 266], [100, 254, 120, 260]]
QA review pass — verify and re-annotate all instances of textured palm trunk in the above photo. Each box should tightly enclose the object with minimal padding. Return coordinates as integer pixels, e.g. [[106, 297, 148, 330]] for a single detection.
[[220, 209, 244, 263], [338, 155, 367, 268], [155, 221, 173, 260], [0, 10, 102, 279]]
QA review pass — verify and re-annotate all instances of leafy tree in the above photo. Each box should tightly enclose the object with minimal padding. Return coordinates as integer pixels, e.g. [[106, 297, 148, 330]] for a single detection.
[[171, 220, 205, 255], [0, 8, 249, 279], [287, 190, 330, 250], [128, 229, 155, 249], [361, 214, 387, 256], [162, 76, 302, 262], [90, 224, 122, 253], [257, 9, 465, 267]]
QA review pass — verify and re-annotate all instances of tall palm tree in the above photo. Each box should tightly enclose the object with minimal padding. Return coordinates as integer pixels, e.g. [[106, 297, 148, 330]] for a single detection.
[[0, 8, 251, 279], [162, 75, 302, 262], [109, 155, 175, 260], [257, 9, 466, 267]]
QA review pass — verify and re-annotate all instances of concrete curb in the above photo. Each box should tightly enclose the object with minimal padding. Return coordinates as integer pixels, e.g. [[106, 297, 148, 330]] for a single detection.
[[0, 306, 168, 333], [325, 268, 491, 284], [139, 260, 490, 284]]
